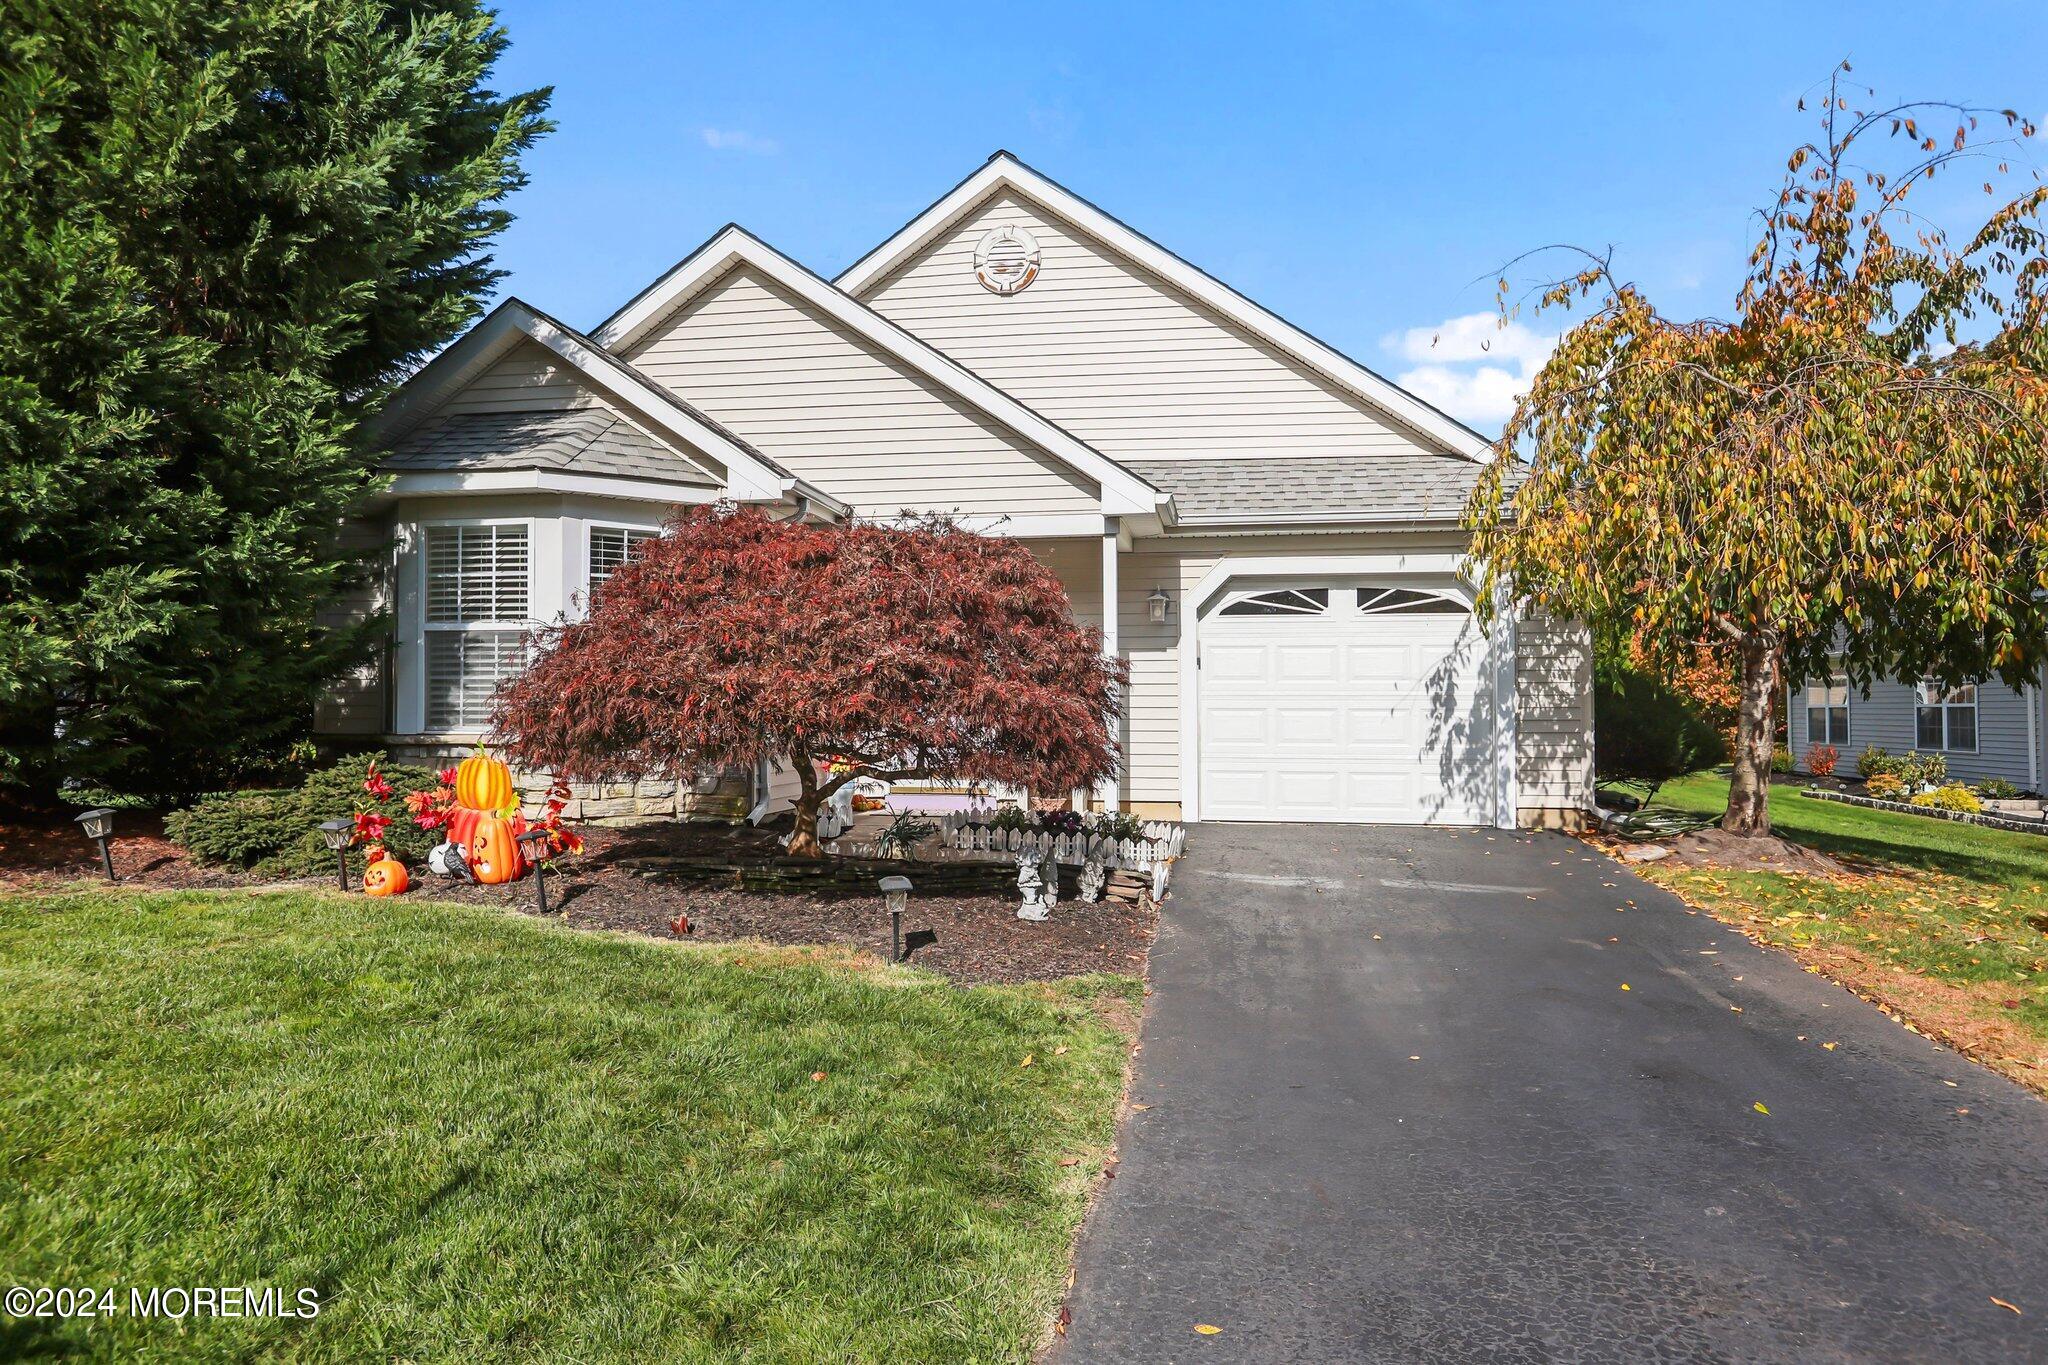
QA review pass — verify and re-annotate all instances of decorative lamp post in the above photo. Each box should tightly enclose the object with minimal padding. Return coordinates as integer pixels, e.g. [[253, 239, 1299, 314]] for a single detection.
[[1146, 586, 1171, 624], [75, 808, 117, 882], [317, 819, 354, 890], [516, 826, 556, 915], [879, 875, 912, 962]]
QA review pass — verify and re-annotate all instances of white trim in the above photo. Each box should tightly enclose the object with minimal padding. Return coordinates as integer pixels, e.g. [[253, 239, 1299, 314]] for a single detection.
[[384, 469, 724, 505], [591, 225, 1166, 517], [1175, 551, 1506, 824], [837, 154, 1492, 462], [1097, 519, 1121, 812], [1491, 581, 1519, 829]]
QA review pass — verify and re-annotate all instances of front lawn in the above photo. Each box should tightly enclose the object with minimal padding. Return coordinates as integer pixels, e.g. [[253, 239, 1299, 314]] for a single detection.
[[1643, 775, 2048, 1093], [0, 889, 1137, 1362]]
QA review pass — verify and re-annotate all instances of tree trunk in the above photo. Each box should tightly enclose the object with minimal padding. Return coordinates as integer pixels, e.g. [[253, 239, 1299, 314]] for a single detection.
[[786, 756, 823, 859], [1721, 633, 1781, 837]]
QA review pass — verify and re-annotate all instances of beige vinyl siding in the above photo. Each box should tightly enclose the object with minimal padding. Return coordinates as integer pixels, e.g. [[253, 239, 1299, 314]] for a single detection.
[[621, 265, 1098, 517], [439, 338, 595, 415], [860, 190, 1451, 465], [314, 518, 393, 736], [1515, 616, 1594, 817]]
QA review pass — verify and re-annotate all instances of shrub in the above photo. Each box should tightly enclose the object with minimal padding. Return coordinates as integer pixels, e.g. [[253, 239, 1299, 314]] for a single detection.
[[1896, 751, 1948, 788], [1770, 744, 1793, 774], [1975, 776, 2020, 800], [1865, 772, 1908, 801], [166, 754, 445, 877], [1910, 782, 1982, 813], [1805, 744, 1839, 777], [1857, 745, 1898, 779], [1591, 658, 1726, 807], [1088, 811, 1150, 842]]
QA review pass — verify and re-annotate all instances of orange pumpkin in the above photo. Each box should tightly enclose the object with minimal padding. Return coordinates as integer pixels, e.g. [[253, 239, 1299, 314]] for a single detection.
[[466, 813, 527, 884], [444, 805, 485, 852], [455, 753, 515, 813], [362, 857, 410, 896]]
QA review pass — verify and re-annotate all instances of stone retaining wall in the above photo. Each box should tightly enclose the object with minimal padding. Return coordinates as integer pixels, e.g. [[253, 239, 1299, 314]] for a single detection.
[[382, 740, 751, 826]]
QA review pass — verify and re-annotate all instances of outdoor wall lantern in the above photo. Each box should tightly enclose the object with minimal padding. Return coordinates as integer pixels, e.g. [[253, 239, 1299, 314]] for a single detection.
[[317, 818, 354, 890], [74, 807, 117, 882], [879, 875, 912, 962], [1146, 586, 1172, 624], [516, 827, 556, 915]]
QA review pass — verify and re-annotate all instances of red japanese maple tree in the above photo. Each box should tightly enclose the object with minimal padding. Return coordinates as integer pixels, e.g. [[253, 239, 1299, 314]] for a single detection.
[[491, 505, 1125, 856]]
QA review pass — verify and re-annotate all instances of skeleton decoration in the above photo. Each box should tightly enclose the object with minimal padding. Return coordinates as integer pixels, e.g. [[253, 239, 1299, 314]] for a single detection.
[[1015, 850, 1058, 921], [1076, 859, 1107, 904]]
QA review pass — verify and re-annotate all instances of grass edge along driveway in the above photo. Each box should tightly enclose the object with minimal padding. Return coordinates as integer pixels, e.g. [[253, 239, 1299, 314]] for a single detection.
[[0, 887, 1138, 1363], [1643, 775, 2048, 1097]]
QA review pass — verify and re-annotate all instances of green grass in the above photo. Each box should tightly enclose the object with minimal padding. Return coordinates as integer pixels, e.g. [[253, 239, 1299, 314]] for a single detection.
[[0, 889, 1138, 1362], [1644, 775, 2048, 1074]]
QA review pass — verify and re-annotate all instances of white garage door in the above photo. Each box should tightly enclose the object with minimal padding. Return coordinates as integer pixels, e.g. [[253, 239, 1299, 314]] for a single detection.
[[1198, 585, 1495, 825]]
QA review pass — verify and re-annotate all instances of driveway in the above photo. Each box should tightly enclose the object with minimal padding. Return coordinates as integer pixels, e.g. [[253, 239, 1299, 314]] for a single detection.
[[1054, 824, 2048, 1363]]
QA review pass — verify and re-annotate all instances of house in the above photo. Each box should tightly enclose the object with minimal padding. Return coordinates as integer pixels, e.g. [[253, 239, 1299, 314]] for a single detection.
[[1790, 667, 2045, 792], [317, 152, 1594, 829]]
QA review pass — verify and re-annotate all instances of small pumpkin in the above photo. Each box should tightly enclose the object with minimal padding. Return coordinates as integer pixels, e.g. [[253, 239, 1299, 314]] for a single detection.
[[466, 813, 528, 885], [362, 856, 410, 897], [455, 752, 516, 813]]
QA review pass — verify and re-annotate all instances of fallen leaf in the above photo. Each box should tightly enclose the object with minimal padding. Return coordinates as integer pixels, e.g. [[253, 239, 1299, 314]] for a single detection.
[[1132, 1103, 1151, 1111], [1057, 1304, 1071, 1334], [1021, 1053, 1035, 1068], [1991, 1296, 2022, 1315], [1055, 1045, 1070, 1055], [1620, 983, 1631, 991], [1059, 1157, 1081, 1167], [1944, 1080, 1958, 1087], [1194, 1324, 1223, 1335], [810, 1071, 827, 1082], [1409, 1055, 1421, 1061], [1730, 1006, 1743, 1013], [1753, 1102, 1770, 1115], [1822, 1042, 1838, 1051]]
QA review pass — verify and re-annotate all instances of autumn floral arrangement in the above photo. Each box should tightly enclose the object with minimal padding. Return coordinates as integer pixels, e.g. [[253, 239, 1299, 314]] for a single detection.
[[395, 750, 584, 887]]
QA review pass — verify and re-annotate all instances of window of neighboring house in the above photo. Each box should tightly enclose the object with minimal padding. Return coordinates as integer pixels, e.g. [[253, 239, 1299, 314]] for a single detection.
[[424, 523, 529, 731], [1804, 675, 1849, 746], [588, 526, 660, 596], [1915, 681, 1978, 752]]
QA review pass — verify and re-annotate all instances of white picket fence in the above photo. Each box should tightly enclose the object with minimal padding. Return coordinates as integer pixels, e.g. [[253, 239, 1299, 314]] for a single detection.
[[936, 810, 1187, 873]]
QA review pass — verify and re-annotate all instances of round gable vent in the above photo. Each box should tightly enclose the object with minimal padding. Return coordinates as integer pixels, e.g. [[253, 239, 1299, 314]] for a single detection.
[[973, 224, 1041, 295]]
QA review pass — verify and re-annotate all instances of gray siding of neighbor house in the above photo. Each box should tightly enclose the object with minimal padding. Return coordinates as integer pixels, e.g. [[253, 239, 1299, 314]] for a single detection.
[[1790, 673, 2044, 791]]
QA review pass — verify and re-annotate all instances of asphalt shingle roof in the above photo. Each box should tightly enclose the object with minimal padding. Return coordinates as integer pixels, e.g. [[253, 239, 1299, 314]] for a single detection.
[[1127, 454, 1492, 524], [381, 408, 719, 487]]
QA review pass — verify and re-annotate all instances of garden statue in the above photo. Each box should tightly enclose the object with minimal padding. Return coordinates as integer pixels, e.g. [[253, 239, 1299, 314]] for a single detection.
[[820, 782, 857, 839], [1076, 859, 1106, 904], [427, 840, 471, 880], [1016, 850, 1057, 921]]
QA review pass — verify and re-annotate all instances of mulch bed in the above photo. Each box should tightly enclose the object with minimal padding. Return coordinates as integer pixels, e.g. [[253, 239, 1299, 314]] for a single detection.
[[0, 814, 1157, 986]]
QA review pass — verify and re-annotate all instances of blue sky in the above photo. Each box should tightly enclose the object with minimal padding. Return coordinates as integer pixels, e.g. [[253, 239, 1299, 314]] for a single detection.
[[483, 1, 2048, 432]]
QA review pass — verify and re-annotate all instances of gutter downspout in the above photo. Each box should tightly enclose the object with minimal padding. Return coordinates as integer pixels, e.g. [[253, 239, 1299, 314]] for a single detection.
[[2029, 668, 2042, 795]]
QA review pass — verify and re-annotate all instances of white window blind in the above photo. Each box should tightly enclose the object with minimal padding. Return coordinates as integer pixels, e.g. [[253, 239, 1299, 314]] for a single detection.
[[427, 524, 529, 624], [588, 527, 659, 593], [423, 524, 530, 731], [426, 632, 528, 730]]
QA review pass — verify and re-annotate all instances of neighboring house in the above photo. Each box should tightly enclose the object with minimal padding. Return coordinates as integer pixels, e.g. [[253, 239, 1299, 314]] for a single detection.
[[1790, 667, 2047, 792], [317, 152, 1594, 829]]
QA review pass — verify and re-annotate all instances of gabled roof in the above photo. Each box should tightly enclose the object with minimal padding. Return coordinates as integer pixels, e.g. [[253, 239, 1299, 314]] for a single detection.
[[371, 298, 849, 515], [1125, 455, 1480, 526], [835, 151, 1493, 463], [383, 409, 719, 487], [591, 224, 1168, 518]]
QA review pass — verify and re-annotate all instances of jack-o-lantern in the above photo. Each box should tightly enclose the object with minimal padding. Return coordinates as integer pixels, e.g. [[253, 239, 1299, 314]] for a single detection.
[[444, 805, 485, 853], [466, 813, 527, 884], [362, 856, 410, 897], [455, 753, 515, 814]]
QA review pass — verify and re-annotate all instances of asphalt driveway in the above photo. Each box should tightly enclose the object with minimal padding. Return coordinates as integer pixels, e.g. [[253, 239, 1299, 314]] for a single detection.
[[1053, 824, 2048, 1363]]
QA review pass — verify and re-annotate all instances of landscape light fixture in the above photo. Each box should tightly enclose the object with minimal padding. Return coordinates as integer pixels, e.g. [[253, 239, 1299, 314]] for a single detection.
[[317, 818, 354, 890], [74, 807, 117, 882], [516, 826, 556, 915], [879, 875, 912, 962], [1146, 586, 1171, 624]]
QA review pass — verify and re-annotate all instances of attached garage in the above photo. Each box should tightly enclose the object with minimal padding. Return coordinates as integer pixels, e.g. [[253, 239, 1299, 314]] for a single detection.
[[1194, 583, 1502, 825]]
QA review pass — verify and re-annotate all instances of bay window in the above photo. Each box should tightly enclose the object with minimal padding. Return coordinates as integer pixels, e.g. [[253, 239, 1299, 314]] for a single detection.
[[424, 523, 530, 731], [1914, 681, 1977, 752], [588, 525, 659, 596]]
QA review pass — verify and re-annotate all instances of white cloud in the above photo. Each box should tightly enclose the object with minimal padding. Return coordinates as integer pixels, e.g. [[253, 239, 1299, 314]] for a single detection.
[[1381, 312, 1557, 429], [700, 128, 780, 155]]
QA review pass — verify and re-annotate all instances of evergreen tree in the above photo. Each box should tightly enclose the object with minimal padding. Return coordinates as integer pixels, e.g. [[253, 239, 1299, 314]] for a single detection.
[[0, 0, 549, 804]]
